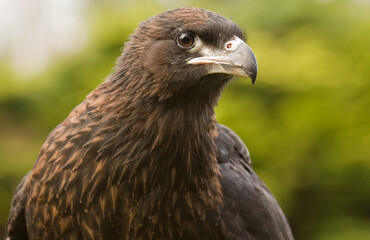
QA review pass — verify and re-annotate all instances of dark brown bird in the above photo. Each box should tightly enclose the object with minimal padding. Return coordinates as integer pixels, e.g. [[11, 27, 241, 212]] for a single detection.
[[6, 7, 294, 240]]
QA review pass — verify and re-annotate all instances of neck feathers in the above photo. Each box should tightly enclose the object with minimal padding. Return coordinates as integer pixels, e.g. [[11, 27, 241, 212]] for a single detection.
[[82, 80, 223, 238]]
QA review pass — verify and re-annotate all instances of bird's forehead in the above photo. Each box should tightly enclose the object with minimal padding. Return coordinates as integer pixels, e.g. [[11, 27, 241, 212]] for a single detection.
[[139, 7, 244, 46], [171, 8, 241, 33], [170, 7, 212, 28]]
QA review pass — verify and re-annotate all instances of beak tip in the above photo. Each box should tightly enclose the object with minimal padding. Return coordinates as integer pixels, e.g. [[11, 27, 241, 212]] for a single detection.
[[251, 75, 256, 85], [250, 70, 257, 85]]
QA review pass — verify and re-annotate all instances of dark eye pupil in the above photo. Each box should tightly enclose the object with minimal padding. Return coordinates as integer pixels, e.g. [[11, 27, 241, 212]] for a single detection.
[[181, 35, 191, 44], [177, 33, 195, 48]]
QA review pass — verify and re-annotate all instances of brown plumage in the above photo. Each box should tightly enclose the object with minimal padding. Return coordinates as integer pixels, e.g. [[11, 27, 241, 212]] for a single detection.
[[6, 7, 294, 240]]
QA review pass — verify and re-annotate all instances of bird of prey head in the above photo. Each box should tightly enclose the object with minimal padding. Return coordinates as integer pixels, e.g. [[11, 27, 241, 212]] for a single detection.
[[113, 7, 257, 105]]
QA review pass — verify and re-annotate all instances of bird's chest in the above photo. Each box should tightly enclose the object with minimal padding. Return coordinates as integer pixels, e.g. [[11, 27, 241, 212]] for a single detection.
[[119, 195, 222, 240]]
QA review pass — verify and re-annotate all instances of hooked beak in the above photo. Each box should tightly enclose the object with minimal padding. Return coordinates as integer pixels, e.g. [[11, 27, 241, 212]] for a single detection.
[[187, 37, 258, 84]]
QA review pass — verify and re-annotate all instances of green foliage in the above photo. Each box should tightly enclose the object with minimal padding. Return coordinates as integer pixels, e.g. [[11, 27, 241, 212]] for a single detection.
[[0, 1, 369, 239]]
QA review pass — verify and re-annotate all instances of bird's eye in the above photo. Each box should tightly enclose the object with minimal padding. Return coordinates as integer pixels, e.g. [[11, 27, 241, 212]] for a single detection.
[[176, 32, 195, 49]]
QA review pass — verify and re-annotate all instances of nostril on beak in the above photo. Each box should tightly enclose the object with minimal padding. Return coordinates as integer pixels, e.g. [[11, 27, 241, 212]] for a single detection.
[[224, 37, 244, 52]]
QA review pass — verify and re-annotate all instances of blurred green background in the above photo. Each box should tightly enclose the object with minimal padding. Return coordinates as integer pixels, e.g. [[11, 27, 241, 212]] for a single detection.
[[0, 0, 369, 239]]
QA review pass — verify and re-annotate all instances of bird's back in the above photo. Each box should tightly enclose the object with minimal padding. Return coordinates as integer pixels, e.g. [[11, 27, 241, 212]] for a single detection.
[[216, 124, 294, 240]]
